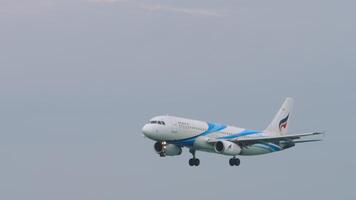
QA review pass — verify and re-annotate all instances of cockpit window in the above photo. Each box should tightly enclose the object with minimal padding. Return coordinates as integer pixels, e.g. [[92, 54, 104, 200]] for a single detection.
[[150, 121, 165, 125]]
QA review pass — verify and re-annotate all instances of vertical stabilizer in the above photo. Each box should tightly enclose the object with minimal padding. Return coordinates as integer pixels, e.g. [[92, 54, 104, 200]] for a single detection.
[[264, 98, 294, 135]]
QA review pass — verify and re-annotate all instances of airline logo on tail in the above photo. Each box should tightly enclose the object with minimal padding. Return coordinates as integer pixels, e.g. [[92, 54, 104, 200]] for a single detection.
[[279, 114, 289, 131]]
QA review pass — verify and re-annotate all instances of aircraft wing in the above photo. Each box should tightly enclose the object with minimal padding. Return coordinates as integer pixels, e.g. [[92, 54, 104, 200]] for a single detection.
[[209, 132, 324, 144]]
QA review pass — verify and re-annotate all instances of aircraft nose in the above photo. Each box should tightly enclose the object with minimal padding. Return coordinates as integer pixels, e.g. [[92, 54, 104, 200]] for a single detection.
[[142, 124, 153, 137]]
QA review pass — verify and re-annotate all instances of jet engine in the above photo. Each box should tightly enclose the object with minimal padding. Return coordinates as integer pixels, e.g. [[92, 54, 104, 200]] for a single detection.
[[214, 141, 241, 156], [154, 141, 182, 157]]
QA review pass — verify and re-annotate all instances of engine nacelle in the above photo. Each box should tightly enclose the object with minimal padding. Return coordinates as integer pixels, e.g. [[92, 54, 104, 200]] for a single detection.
[[214, 141, 241, 156], [154, 142, 182, 156]]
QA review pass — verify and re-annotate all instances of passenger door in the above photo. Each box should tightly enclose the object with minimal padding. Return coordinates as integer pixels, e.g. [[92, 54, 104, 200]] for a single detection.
[[171, 122, 178, 134]]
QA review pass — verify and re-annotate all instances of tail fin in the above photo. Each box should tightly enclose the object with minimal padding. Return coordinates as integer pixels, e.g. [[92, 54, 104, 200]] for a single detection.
[[264, 97, 294, 135]]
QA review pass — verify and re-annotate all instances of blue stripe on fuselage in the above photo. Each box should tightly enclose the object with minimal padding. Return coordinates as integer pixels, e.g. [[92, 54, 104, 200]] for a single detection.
[[170, 122, 227, 146], [217, 130, 260, 140], [264, 143, 282, 151], [169, 123, 283, 152], [254, 143, 282, 152], [217, 131, 283, 152], [254, 144, 275, 152], [216, 131, 283, 151]]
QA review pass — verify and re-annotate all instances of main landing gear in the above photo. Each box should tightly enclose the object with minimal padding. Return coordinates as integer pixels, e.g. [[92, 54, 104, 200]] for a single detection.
[[188, 149, 240, 167], [188, 149, 200, 167], [229, 157, 240, 166]]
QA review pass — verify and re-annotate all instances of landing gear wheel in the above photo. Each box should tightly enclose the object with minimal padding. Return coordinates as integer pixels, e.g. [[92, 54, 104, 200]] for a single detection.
[[235, 158, 240, 166], [189, 158, 200, 166], [229, 158, 235, 166], [229, 158, 240, 166], [188, 149, 200, 167], [189, 158, 194, 166], [194, 158, 200, 166]]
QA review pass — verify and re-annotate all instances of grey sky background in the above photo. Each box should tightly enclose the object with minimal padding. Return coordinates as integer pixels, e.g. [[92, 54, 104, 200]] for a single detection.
[[0, 0, 355, 199]]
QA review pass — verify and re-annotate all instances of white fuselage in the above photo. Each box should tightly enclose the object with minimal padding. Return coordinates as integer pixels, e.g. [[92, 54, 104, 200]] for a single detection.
[[142, 115, 289, 156]]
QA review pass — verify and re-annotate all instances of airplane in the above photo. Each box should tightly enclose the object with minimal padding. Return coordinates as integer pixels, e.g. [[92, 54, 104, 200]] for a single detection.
[[142, 98, 323, 166]]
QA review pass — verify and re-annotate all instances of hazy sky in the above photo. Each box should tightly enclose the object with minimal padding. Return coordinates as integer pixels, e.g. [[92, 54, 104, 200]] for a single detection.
[[0, 0, 355, 199]]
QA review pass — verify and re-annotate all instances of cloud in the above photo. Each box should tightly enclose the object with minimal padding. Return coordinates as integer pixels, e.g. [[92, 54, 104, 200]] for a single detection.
[[90, 0, 223, 17], [88, 0, 128, 3], [139, 4, 223, 17]]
